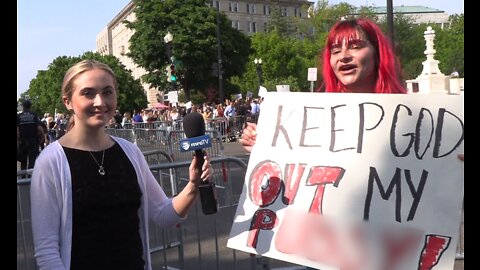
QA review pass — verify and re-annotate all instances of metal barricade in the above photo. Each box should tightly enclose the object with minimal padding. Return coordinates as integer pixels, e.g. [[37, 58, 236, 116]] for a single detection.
[[17, 156, 263, 270], [105, 128, 136, 143], [17, 171, 35, 270], [206, 117, 229, 142]]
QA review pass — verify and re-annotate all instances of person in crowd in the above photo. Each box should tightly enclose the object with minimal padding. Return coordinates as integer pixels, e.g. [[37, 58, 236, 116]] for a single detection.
[[121, 111, 132, 128], [240, 18, 406, 152], [170, 107, 180, 121], [213, 103, 224, 118], [145, 110, 157, 123], [224, 100, 236, 119], [113, 109, 123, 128], [202, 106, 212, 122], [132, 109, 143, 123], [39, 114, 49, 150], [17, 100, 44, 170], [54, 113, 68, 139], [45, 113, 57, 144], [30, 59, 213, 270], [250, 99, 260, 115]]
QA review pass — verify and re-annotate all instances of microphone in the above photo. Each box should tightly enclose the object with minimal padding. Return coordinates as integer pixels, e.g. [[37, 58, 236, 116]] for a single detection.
[[181, 112, 218, 215]]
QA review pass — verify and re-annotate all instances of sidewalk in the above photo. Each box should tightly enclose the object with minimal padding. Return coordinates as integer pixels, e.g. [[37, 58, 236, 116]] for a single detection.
[[221, 139, 250, 157]]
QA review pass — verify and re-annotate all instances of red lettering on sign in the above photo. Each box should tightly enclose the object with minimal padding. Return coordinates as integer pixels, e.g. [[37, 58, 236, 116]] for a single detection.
[[247, 209, 278, 248]]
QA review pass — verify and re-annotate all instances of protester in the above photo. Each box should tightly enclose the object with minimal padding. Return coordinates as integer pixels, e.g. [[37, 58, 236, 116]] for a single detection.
[[239, 17, 463, 270], [240, 18, 407, 152], [30, 59, 213, 270], [113, 109, 123, 128], [241, 18, 465, 165], [17, 100, 44, 170]]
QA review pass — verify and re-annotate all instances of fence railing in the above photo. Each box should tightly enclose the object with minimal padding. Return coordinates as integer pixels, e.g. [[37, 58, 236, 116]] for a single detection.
[[112, 114, 260, 143], [19, 155, 300, 270]]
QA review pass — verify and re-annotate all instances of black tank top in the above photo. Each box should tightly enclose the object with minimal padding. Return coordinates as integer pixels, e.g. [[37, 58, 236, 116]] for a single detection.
[[63, 142, 144, 270]]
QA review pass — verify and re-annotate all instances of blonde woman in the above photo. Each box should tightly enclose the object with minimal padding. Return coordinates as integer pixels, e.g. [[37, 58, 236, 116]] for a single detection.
[[30, 59, 213, 270]]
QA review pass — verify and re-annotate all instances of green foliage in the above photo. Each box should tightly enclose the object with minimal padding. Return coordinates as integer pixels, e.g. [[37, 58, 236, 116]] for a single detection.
[[228, 31, 319, 96], [433, 14, 464, 77], [127, 0, 251, 102], [25, 52, 147, 116], [378, 14, 427, 80], [309, 1, 357, 33], [378, 13, 464, 80], [229, 1, 358, 96], [266, 6, 296, 36], [189, 90, 207, 105]]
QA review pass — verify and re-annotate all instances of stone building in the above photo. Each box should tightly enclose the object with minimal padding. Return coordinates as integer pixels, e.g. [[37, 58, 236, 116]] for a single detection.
[[96, 0, 313, 106], [365, 5, 451, 29]]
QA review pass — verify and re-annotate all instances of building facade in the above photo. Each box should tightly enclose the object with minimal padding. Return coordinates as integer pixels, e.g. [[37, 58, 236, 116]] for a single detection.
[[96, 0, 312, 106], [366, 6, 451, 28]]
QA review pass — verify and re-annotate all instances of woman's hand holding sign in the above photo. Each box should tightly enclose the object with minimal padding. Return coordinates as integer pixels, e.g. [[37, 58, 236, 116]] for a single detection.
[[240, 122, 257, 153]]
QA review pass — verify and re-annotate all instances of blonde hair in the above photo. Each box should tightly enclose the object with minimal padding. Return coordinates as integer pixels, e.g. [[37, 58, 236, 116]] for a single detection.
[[62, 59, 118, 130], [62, 59, 118, 99]]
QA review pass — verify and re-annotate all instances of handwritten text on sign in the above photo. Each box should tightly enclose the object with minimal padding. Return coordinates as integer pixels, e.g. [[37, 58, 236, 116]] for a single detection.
[[227, 92, 464, 270]]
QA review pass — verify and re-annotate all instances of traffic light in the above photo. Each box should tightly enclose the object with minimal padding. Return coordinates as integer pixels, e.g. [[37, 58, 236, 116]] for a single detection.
[[170, 64, 177, 82]]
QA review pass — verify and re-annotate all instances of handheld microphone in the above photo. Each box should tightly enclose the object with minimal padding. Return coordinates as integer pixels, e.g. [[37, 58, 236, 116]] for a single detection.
[[181, 112, 218, 215]]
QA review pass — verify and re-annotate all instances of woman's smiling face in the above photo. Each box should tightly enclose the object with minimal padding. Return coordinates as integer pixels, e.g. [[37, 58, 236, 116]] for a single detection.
[[63, 68, 117, 129]]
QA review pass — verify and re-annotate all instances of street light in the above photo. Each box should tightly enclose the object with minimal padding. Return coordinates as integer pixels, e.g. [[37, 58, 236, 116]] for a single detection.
[[163, 32, 176, 94], [164, 31, 173, 43], [215, 2, 224, 104], [254, 58, 263, 87], [164, 32, 174, 63]]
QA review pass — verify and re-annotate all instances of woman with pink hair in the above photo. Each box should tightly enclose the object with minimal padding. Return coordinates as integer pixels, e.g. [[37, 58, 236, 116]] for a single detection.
[[321, 18, 406, 94], [241, 18, 406, 152]]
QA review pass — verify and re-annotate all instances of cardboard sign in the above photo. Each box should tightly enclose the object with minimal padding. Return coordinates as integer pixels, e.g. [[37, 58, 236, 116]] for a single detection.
[[227, 92, 464, 270], [276, 85, 290, 92], [258, 86, 268, 97], [308, 67, 317, 81]]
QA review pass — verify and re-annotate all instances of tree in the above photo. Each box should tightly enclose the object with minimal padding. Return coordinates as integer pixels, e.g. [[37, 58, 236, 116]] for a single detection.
[[26, 52, 147, 116], [126, 0, 251, 102], [266, 6, 295, 36], [230, 30, 318, 95], [378, 14, 427, 81], [230, 1, 362, 95], [433, 14, 464, 77]]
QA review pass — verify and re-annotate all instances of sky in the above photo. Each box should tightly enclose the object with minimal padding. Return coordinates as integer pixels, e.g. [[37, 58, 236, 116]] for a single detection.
[[17, 0, 464, 99]]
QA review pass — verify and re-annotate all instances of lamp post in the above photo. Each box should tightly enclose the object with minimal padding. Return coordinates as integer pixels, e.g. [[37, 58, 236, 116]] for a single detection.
[[215, 2, 224, 104], [386, 0, 394, 44], [164, 31, 173, 62], [254, 58, 263, 87], [163, 32, 178, 92]]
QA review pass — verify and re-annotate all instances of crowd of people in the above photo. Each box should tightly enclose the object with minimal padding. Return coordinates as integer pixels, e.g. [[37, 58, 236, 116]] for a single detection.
[[104, 97, 262, 130]]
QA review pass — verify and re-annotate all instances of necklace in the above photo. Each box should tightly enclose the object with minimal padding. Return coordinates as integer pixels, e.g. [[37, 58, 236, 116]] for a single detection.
[[88, 150, 106, 176]]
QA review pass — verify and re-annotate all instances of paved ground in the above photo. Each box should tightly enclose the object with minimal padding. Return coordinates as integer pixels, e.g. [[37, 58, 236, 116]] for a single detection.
[[220, 138, 251, 157]]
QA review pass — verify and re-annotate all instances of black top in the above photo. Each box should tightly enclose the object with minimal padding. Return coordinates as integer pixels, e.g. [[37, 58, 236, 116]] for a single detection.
[[63, 142, 144, 270], [17, 111, 41, 141]]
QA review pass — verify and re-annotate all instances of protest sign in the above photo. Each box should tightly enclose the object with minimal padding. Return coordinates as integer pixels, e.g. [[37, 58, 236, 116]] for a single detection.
[[258, 86, 268, 97], [227, 92, 464, 270]]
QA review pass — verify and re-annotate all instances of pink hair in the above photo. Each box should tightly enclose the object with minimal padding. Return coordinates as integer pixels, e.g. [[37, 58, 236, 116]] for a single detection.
[[320, 18, 406, 94]]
